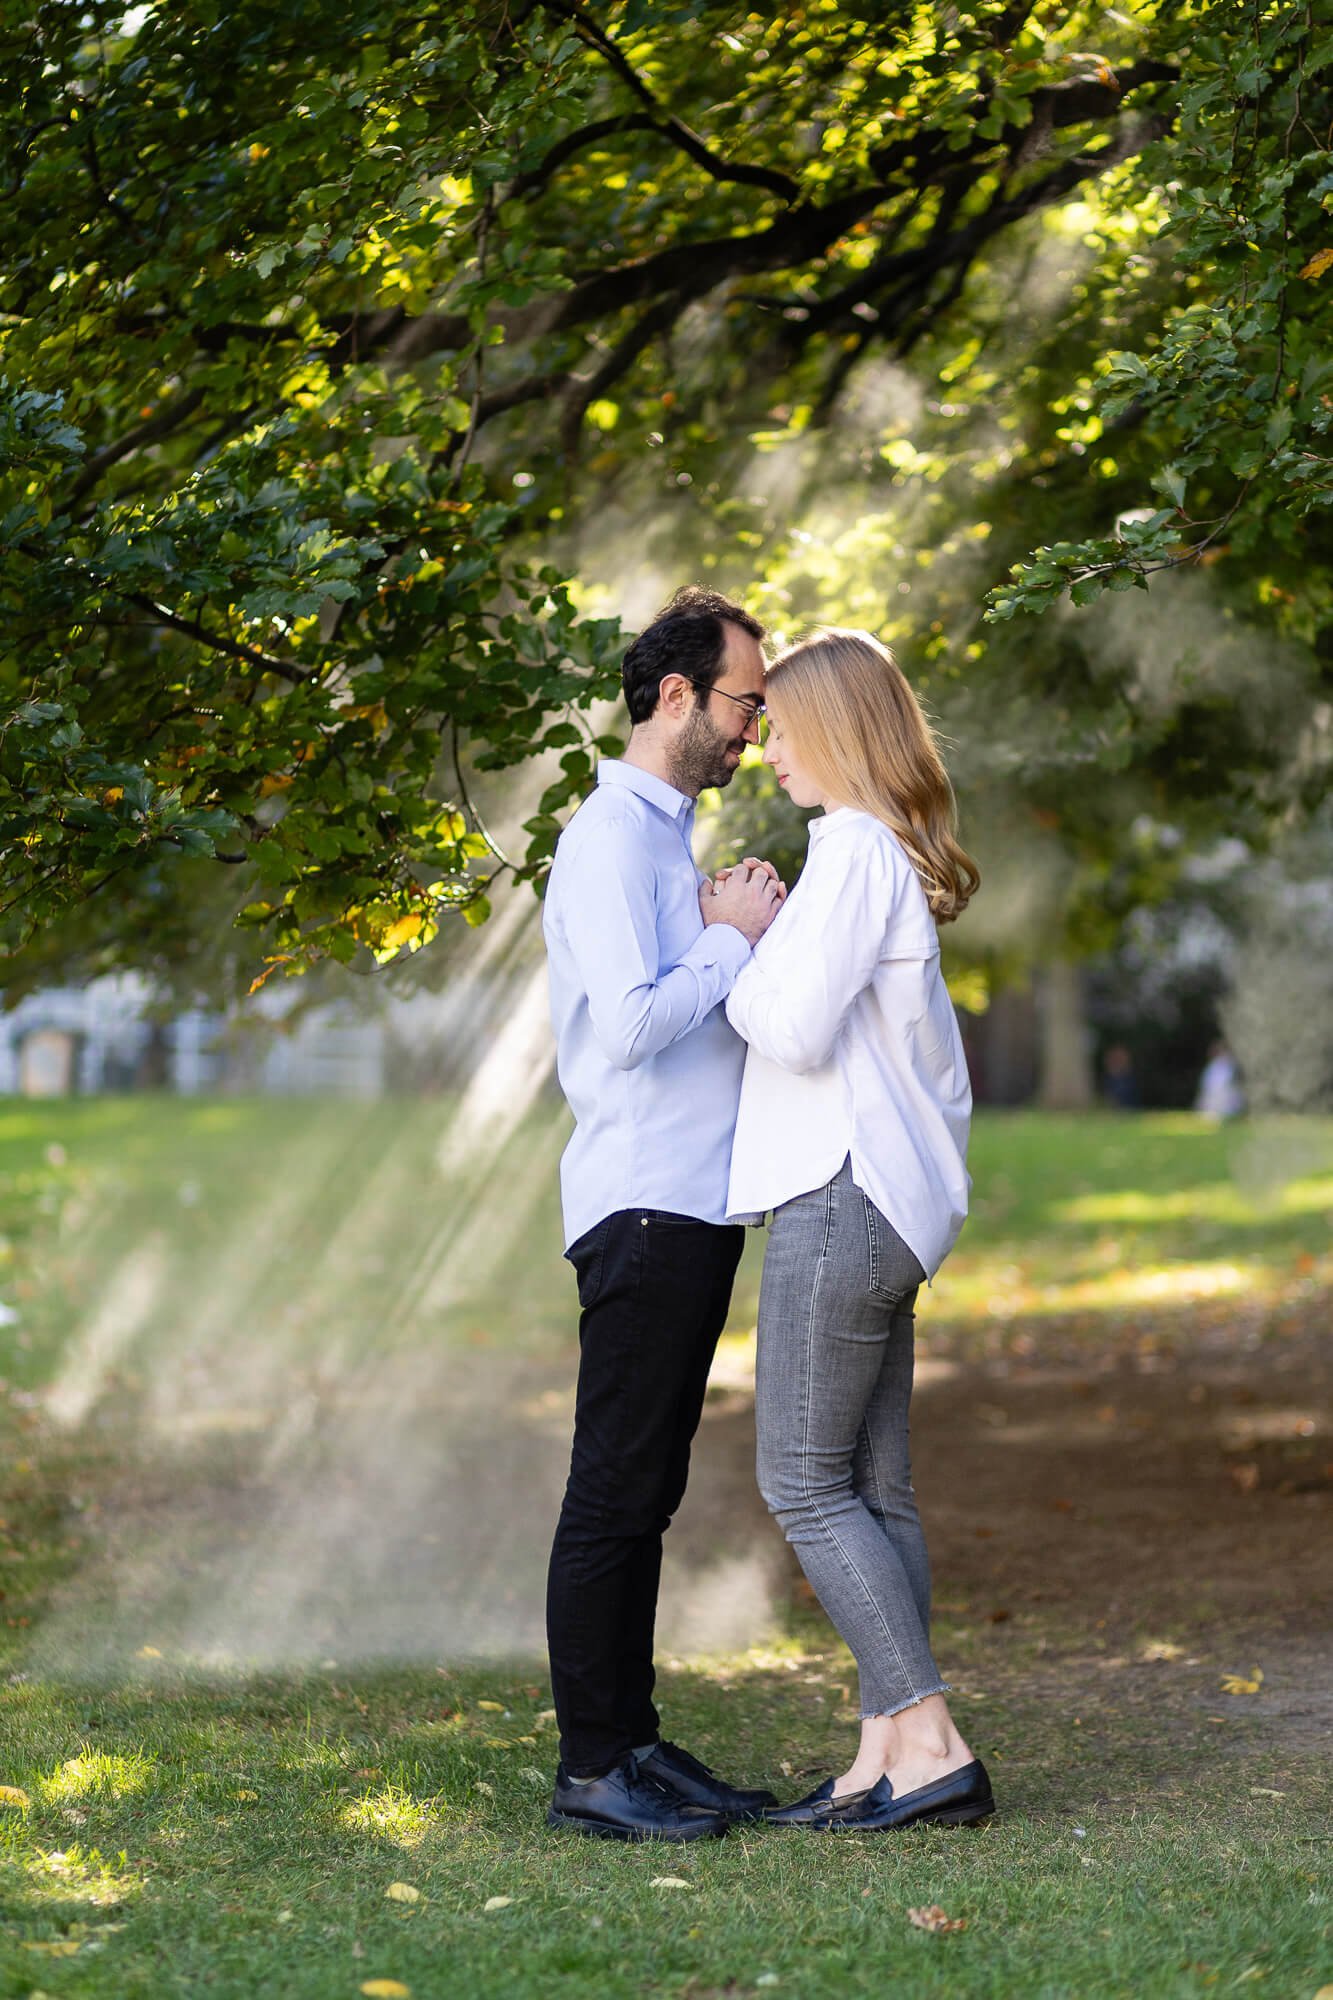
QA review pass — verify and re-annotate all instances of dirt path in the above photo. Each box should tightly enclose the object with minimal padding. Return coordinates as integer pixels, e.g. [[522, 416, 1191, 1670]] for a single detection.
[[29, 1311, 1331, 1769], [653, 1314, 1332, 1768]]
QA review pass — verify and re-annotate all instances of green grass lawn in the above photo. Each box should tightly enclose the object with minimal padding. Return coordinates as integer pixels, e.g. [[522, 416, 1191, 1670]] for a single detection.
[[0, 1099, 1330, 1999]]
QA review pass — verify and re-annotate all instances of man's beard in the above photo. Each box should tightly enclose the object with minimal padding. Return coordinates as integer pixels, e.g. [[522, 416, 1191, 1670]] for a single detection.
[[666, 700, 744, 796]]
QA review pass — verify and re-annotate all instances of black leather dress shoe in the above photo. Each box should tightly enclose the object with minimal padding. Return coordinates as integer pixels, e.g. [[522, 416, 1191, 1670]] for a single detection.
[[765, 1759, 995, 1830], [641, 1739, 779, 1821], [547, 1754, 729, 1842]]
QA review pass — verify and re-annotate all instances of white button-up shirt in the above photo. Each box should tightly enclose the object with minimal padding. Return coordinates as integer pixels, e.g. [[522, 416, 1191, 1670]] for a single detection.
[[724, 807, 971, 1277], [544, 760, 752, 1249]]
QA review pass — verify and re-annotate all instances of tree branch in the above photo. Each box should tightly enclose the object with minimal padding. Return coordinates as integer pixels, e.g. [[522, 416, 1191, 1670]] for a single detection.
[[67, 388, 207, 505], [560, 291, 686, 458], [543, 0, 800, 202], [120, 594, 315, 683], [506, 112, 663, 201]]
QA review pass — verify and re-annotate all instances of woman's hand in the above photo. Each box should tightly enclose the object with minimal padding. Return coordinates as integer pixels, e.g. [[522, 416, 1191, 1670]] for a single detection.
[[700, 857, 785, 946], [711, 856, 787, 901]]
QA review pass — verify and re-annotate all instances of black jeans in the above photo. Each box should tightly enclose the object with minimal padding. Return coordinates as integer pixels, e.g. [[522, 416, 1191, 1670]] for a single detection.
[[545, 1208, 745, 1778]]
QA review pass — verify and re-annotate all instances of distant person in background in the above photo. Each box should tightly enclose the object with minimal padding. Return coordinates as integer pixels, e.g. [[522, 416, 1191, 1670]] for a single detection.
[[722, 627, 995, 1833], [1196, 1039, 1245, 1120], [541, 586, 786, 1843], [1102, 1043, 1140, 1111]]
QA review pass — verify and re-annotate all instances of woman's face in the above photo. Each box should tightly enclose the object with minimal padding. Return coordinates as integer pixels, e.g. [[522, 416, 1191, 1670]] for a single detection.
[[762, 702, 828, 810]]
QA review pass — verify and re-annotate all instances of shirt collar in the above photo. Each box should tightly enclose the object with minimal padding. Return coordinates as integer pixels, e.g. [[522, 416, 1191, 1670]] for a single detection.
[[597, 758, 694, 824], [807, 806, 853, 843]]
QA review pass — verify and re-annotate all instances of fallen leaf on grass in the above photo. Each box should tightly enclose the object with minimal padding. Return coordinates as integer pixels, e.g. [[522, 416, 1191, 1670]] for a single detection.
[[0, 1785, 30, 1807], [233, 1789, 258, 1802], [135, 1646, 162, 1659], [477, 1700, 506, 1713], [483, 1896, 513, 1912], [1250, 1787, 1285, 1798], [1220, 1667, 1265, 1695], [384, 1883, 420, 1904], [1140, 1642, 1185, 1663], [907, 1905, 968, 1933], [1229, 1462, 1260, 1495], [22, 1941, 82, 1955], [650, 1877, 692, 1890], [360, 1982, 411, 1999]]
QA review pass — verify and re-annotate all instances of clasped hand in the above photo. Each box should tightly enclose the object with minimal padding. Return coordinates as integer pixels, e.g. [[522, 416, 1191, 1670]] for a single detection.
[[699, 855, 786, 946]]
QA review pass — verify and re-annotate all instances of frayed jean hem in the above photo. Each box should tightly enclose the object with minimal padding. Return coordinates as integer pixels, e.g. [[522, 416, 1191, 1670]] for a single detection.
[[861, 1681, 951, 1721]]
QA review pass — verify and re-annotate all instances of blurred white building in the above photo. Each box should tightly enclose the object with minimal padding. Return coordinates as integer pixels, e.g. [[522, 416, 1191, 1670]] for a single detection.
[[0, 977, 387, 1100]]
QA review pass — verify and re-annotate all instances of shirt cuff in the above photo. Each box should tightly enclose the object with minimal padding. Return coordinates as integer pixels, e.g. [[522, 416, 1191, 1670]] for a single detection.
[[684, 922, 752, 983]]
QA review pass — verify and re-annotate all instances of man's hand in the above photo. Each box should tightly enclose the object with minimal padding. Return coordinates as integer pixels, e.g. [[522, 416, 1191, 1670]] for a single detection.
[[700, 857, 785, 946]]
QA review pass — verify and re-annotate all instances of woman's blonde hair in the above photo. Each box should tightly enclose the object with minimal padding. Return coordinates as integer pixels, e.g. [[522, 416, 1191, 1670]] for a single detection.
[[765, 627, 979, 924]]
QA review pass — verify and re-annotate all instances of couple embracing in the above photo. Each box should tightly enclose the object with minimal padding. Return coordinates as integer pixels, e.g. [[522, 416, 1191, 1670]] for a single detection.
[[541, 585, 993, 1841]]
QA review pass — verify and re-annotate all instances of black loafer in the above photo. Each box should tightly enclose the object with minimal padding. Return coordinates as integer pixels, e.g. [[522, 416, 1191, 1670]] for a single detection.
[[642, 1740, 779, 1821], [766, 1759, 995, 1830], [547, 1754, 729, 1842]]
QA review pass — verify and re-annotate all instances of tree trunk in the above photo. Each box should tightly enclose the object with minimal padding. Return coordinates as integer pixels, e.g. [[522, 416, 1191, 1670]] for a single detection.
[[1037, 958, 1094, 1110]]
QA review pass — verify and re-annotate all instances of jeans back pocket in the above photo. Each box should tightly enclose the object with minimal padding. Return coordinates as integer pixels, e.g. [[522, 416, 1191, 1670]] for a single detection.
[[861, 1192, 926, 1303]]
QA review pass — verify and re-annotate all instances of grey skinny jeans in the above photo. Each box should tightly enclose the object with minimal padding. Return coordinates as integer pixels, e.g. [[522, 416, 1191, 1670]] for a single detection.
[[755, 1157, 949, 1718]]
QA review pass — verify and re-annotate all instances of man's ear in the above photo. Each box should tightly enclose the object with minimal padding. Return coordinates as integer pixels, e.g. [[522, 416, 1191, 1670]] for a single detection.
[[656, 671, 693, 719]]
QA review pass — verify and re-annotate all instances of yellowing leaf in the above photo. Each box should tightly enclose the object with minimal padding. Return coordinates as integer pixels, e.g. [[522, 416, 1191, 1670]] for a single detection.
[[477, 1700, 505, 1713], [0, 1786, 30, 1807], [22, 1940, 82, 1955], [380, 913, 423, 953], [361, 1983, 412, 1999], [102, 785, 124, 804], [258, 773, 294, 797], [1220, 1667, 1265, 1695], [135, 1646, 162, 1659], [384, 1883, 420, 1904], [233, 1789, 258, 1801], [248, 954, 295, 995], [483, 1895, 513, 1912], [1299, 247, 1333, 280], [907, 1904, 968, 1933], [650, 1876, 691, 1890]]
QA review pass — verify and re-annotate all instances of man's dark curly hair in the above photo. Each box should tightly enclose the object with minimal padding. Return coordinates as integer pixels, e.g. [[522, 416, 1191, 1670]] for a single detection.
[[621, 585, 764, 726]]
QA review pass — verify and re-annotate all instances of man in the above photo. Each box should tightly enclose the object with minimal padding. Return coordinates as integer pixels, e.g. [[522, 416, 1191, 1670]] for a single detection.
[[542, 585, 784, 1841]]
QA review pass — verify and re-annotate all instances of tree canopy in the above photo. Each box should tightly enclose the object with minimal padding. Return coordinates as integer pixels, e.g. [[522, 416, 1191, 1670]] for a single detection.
[[2, 1, 1328, 987]]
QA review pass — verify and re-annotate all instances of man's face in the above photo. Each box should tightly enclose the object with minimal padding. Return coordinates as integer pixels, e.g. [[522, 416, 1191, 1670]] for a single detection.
[[665, 621, 766, 796]]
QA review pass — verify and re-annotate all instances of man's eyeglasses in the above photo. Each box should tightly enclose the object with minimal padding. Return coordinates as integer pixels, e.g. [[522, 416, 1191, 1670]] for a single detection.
[[689, 680, 765, 729]]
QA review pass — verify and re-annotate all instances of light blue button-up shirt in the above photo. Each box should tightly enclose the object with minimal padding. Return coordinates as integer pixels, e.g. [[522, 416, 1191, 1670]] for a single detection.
[[543, 759, 752, 1249]]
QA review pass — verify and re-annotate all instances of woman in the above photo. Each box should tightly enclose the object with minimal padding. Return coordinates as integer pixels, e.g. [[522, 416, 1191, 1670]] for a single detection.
[[721, 627, 992, 1831]]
